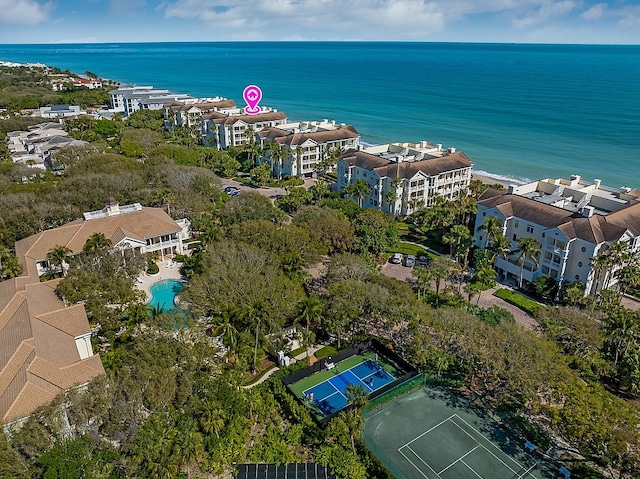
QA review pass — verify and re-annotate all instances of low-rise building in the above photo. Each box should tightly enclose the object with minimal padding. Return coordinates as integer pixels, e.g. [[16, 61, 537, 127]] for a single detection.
[[6, 123, 87, 169], [474, 175, 640, 293], [18, 198, 191, 278], [109, 86, 194, 116], [336, 142, 473, 215], [163, 98, 236, 130], [257, 120, 360, 178]]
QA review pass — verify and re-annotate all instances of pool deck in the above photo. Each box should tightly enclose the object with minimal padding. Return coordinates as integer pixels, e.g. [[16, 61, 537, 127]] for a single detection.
[[135, 260, 185, 302]]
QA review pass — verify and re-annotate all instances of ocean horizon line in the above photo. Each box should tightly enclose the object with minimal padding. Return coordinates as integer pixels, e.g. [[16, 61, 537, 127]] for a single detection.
[[2, 40, 640, 47]]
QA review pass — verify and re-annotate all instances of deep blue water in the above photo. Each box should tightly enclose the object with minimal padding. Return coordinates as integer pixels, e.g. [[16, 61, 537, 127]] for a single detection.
[[1, 42, 638, 187]]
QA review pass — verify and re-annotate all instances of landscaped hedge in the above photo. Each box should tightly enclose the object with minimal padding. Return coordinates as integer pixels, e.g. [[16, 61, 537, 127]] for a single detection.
[[146, 262, 159, 275], [493, 288, 541, 316]]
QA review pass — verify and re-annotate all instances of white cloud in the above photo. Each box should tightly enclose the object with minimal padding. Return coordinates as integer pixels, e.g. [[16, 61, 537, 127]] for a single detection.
[[512, 0, 580, 29], [617, 5, 640, 27], [580, 2, 607, 21], [0, 0, 52, 24]]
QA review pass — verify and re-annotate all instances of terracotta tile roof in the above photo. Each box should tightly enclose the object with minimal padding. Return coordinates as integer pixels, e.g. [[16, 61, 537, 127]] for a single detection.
[[203, 111, 228, 120], [23, 282, 67, 318], [606, 202, 640, 236], [260, 125, 360, 147], [18, 206, 180, 261], [478, 190, 631, 243], [28, 356, 103, 390], [0, 343, 35, 397], [3, 382, 58, 423], [223, 111, 287, 125], [35, 304, 91, 337], [340, 148, 472, 179]]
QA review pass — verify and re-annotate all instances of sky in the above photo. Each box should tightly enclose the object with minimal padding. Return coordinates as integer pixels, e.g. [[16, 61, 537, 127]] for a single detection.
[[0, 0, 638, 44]]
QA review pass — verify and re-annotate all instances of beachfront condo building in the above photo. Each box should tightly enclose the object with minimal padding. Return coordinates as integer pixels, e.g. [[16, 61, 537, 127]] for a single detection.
[[205, 111, 288, 150], [336, 142, 473, 215], [17, 198, 191, 279], [474, 175, 640, 294], [256, 120, 360, 178], [109, 86, 195, 116], [163, 98, 237, 130]]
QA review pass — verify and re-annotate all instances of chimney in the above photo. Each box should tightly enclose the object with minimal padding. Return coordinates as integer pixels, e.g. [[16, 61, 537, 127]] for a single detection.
[[594, 179, 601, 190], [395, 155, 403, 163], [436, 144, 442, 152]]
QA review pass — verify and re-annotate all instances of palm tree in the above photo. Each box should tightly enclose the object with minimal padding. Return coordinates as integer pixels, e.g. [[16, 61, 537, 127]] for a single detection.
[[295, 145, 304, 178], [433, 255, 456, 307], [244, 301, 270, 372], [350, 179, 371, 207], [476, 215, 503, 248], [490, 233, 512, 263], [344, 384, 369, 453], [174, 428, 204, 479], [295, 295, 324, 363], [46, 245, 72, 276], [199, 399, 226, 438], [515, 237, 541, 288], [212, 308, 239, 363], [591, 248, 615, 293], [83, 232, 112, 253]]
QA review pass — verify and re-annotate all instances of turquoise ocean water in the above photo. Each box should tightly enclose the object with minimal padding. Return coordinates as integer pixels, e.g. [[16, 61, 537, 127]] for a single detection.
[[1, 42, 638, 187]]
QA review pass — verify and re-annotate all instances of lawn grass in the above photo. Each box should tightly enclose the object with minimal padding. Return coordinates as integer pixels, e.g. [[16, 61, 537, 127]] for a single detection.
[[389, 241, 437, 259]]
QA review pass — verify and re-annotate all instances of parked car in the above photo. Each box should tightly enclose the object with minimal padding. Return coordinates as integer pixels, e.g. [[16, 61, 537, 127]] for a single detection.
[[417, 255, 430, 266], [389, 252, 403, 264], [405, 255, 416, 267]]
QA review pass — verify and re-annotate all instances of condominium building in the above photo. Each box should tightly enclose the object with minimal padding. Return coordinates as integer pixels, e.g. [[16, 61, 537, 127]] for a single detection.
[[109, 86, 194, 116], [208, 111, 288, 150], [474, 175, 640, 292], [257, 120, 360, 178], [163, 98, 236, 130], [336, 142, 473, 215]]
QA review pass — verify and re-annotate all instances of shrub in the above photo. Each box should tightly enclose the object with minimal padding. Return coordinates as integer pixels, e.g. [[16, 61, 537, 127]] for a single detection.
[[494, 288, 541, 316], [146, 262, 159, 275]]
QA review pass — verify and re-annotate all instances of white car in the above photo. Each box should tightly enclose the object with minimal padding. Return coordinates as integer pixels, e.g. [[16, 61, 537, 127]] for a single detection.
[[389, 252, 403, 264]]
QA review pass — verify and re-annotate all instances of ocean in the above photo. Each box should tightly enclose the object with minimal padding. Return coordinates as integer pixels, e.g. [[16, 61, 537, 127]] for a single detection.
[[1, 42, 638, 188]]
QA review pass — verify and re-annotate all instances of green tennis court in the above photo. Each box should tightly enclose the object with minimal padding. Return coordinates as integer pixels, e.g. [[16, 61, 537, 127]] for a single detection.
[[364, 387, 547, 479]]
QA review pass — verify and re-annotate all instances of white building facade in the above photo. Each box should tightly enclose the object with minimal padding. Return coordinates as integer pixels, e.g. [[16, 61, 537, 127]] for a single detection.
[[474, 175, 640, 293], [257, 120, 360, 178], [336, 142, 473, 215]]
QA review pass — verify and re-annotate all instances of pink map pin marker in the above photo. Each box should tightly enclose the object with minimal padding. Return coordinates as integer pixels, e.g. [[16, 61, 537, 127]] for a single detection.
[[243, 85, 262, 115]]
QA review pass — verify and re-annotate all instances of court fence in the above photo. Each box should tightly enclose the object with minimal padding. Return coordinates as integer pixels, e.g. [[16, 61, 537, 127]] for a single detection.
[[362, 429, 409, 479], [364, 373, 425, 417]]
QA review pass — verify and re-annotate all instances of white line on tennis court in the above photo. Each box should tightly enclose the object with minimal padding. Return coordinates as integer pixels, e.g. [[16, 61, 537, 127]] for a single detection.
[[438, 445, 480, 475], [460, 459, 484, 478], [398, 414, 457, 449], [399, 445, 440, 479], [449, 415, 519, 474]]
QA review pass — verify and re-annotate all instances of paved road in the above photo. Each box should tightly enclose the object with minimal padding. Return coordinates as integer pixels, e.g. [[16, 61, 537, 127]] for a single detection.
[[222, 178, 317, 201]]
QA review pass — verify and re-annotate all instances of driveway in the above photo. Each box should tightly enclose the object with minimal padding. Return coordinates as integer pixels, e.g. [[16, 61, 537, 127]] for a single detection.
[[380, 261, 542, 333], [222, 178, 317, 201]]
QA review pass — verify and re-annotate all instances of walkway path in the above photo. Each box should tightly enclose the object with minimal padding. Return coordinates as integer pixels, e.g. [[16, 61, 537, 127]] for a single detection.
[[242, 344, 326, 388]]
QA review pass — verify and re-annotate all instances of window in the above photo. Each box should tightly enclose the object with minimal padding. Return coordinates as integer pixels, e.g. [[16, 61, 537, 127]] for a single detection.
[[513, 234, 517, 241], [544, 252, 552, 260], [578, 261, 583, 267], [581, 246, 587, 252], [557, 241, 566, 249], [514, 220, 519, 228], [550, 269, 559, 279], [482, 212, 486, 216], [575, 275, 580, 280], [542, 265, 550, 274], [526, 225, 534, 233]]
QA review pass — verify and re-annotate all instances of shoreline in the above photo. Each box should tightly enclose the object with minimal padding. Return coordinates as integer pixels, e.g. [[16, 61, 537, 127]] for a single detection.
[[0, 59, 546, 189]]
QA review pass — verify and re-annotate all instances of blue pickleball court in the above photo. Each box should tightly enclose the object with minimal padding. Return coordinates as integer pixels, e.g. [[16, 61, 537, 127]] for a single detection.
[[304, 360, 395, 417]]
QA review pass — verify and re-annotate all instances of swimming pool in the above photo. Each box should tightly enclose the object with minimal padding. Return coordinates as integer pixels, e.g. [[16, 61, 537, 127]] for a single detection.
[[148, 279, 185, 312]]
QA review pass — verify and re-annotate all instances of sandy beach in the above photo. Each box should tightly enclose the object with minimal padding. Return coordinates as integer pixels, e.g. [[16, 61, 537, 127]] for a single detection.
[[471, 172, 515, 188]]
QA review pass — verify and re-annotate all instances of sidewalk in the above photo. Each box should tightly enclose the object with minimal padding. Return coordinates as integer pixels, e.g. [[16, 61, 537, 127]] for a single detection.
[[242, 344, 326, 388]]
